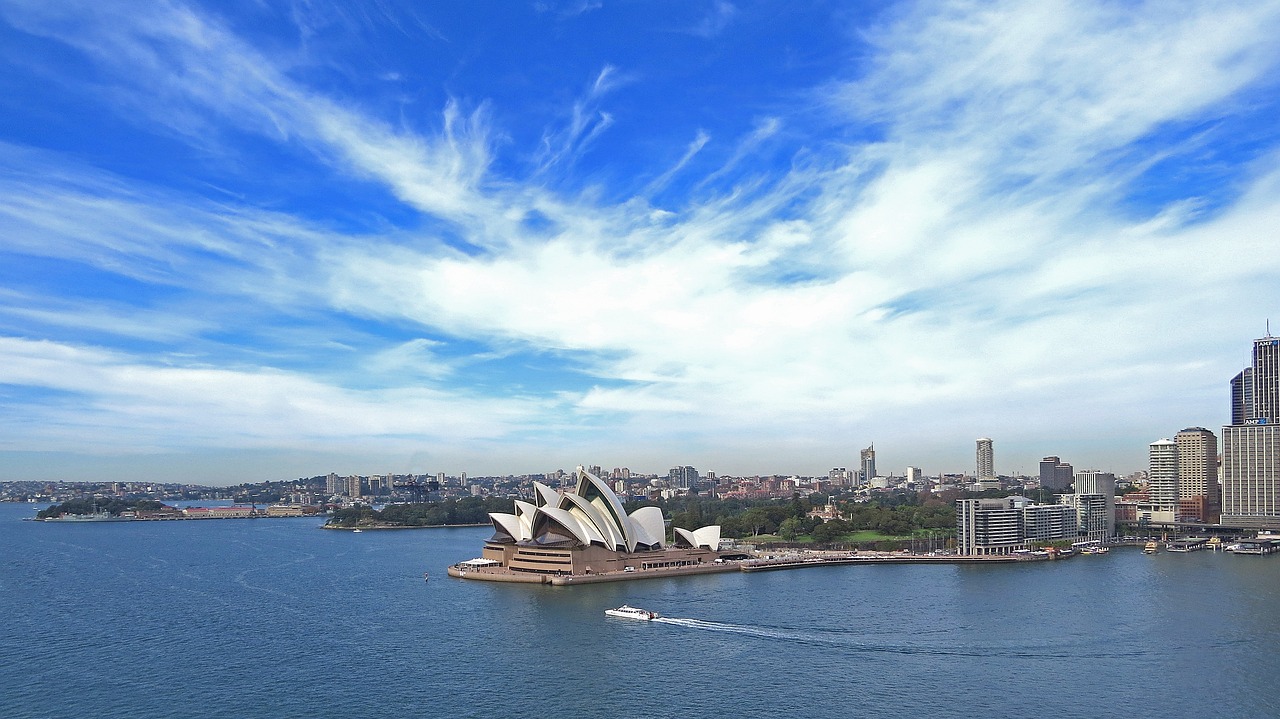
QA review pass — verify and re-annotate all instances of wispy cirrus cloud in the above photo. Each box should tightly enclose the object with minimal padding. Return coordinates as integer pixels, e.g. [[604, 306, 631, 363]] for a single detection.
[[532, 65, 625, 178], [0, 336, 551, 452], [688, 0, 736, 38], [1, 0, 1279, 480], [642, 129, 711, 197]]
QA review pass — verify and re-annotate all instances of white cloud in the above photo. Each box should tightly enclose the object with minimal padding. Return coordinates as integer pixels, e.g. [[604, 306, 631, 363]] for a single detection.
[[0, 336, 549, 453], [688, 1, 737, 39], [2, 0, 1280, 477]]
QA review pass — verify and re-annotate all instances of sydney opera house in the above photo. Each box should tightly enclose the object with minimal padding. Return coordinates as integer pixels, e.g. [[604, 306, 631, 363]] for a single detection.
[[449, 467, 725, 584]]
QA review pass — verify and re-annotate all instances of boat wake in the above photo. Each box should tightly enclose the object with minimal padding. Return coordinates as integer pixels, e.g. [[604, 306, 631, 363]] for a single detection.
[[651, 617, 1149, 659], [652, 617, 838, 645]]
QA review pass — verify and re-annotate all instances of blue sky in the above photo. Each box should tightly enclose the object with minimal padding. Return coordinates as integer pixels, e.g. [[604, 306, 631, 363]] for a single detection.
[[3, 0, 1280, 484]]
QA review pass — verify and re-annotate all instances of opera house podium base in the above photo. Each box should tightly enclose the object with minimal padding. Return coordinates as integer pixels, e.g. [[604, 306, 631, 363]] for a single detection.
[[448, 554, 738, 585]]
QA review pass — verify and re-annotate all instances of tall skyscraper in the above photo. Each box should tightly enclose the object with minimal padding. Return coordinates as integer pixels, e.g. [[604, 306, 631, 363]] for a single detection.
[[1222, 331, 1280, 529], [1221, 425, 1280, 528], [1148, 439, 1179, 514], [1175, 427, 1219, 522], [976, 438, 994, 480], [860, 444, 876, 483], [1038, 456, 1073, 491], [1252, 335, 1280, 422], [1231, 368, 1253, 426]]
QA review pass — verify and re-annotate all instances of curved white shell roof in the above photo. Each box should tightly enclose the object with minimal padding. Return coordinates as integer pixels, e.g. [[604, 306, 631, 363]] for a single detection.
[[530, 504, 593, 546], [488, 467, 719, 553], [532, 481, 561, 508], [673, 525, 721, 550], [490, 512, 525, 542], [628, 506, 665, 548], [563, 492, 626, 549]]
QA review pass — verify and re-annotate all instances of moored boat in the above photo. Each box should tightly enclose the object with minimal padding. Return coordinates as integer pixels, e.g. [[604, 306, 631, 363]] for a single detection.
[[605, 605, 658, 620]]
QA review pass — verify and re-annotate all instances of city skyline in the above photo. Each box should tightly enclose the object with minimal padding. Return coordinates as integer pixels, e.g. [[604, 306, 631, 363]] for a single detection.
[[3, 2, 1280, 483]]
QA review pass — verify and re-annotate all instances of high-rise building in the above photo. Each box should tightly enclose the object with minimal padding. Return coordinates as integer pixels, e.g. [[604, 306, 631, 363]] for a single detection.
[[860, 444, 876, 483], [956, 496, 1077, 555], [1231, 368, 1253, 426], [668, 466, 698, 490], [957, 498, 1023, 555], [1059, 493, 1109, 543], [1038, 456, 1074, 491], [905, 466, 922, 486], [1252, 336, 1280, 422], [1222, 331, 1280, 529], [1149, 439, 1179, 515], [1175, 427, 1219, 522], [976, 438, 994, 480], [1073, 470, 1116, 537], [828, 468, 852, 486], [1221, 424, 1280, 529]]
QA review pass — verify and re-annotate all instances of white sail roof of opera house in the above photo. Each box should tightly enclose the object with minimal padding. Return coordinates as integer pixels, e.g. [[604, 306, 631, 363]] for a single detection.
[[486, 467, 719, 552]]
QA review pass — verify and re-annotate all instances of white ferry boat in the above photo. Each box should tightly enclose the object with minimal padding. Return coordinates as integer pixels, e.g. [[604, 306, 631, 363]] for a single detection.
[[605, 605, 658, 621]]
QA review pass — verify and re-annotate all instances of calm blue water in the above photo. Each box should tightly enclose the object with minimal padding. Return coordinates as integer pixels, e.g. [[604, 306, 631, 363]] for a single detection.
[[2, 502, 1277, 719]]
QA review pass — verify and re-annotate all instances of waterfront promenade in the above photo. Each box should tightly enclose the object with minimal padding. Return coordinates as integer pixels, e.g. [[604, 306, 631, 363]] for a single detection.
[[448, 547, 1065, 585]]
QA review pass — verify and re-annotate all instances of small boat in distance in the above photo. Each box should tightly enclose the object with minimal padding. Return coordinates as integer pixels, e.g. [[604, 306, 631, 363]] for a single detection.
[[605, 605, 658, 621], [352, 528, 363, 533], [1144, 541, 1159, 554]]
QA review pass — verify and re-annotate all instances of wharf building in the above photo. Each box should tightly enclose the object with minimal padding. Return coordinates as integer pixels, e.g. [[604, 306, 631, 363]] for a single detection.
[[460, 467, 722, 579], [956, 497, 1077, 555], [1222, 332, 1280, 529]]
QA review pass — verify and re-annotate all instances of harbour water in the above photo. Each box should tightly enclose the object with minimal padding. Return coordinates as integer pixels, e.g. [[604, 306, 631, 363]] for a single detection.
[[1, 502, 1277, 718]]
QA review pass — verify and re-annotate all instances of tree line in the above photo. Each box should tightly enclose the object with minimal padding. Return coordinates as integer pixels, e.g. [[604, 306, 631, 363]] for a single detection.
[[327, 496, 513, 527], [326, 489, 965, 544], [634, 490, 957, 542], [36, 498, 165, 519]]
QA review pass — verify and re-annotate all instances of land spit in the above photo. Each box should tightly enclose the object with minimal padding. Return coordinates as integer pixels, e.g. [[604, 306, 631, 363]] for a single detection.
[[447, 549, 1069, 586]]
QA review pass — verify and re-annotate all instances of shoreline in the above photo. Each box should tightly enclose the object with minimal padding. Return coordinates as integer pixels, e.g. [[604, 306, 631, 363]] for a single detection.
[[321, 522, 490, 531], [448, 550, 1073, 585]]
